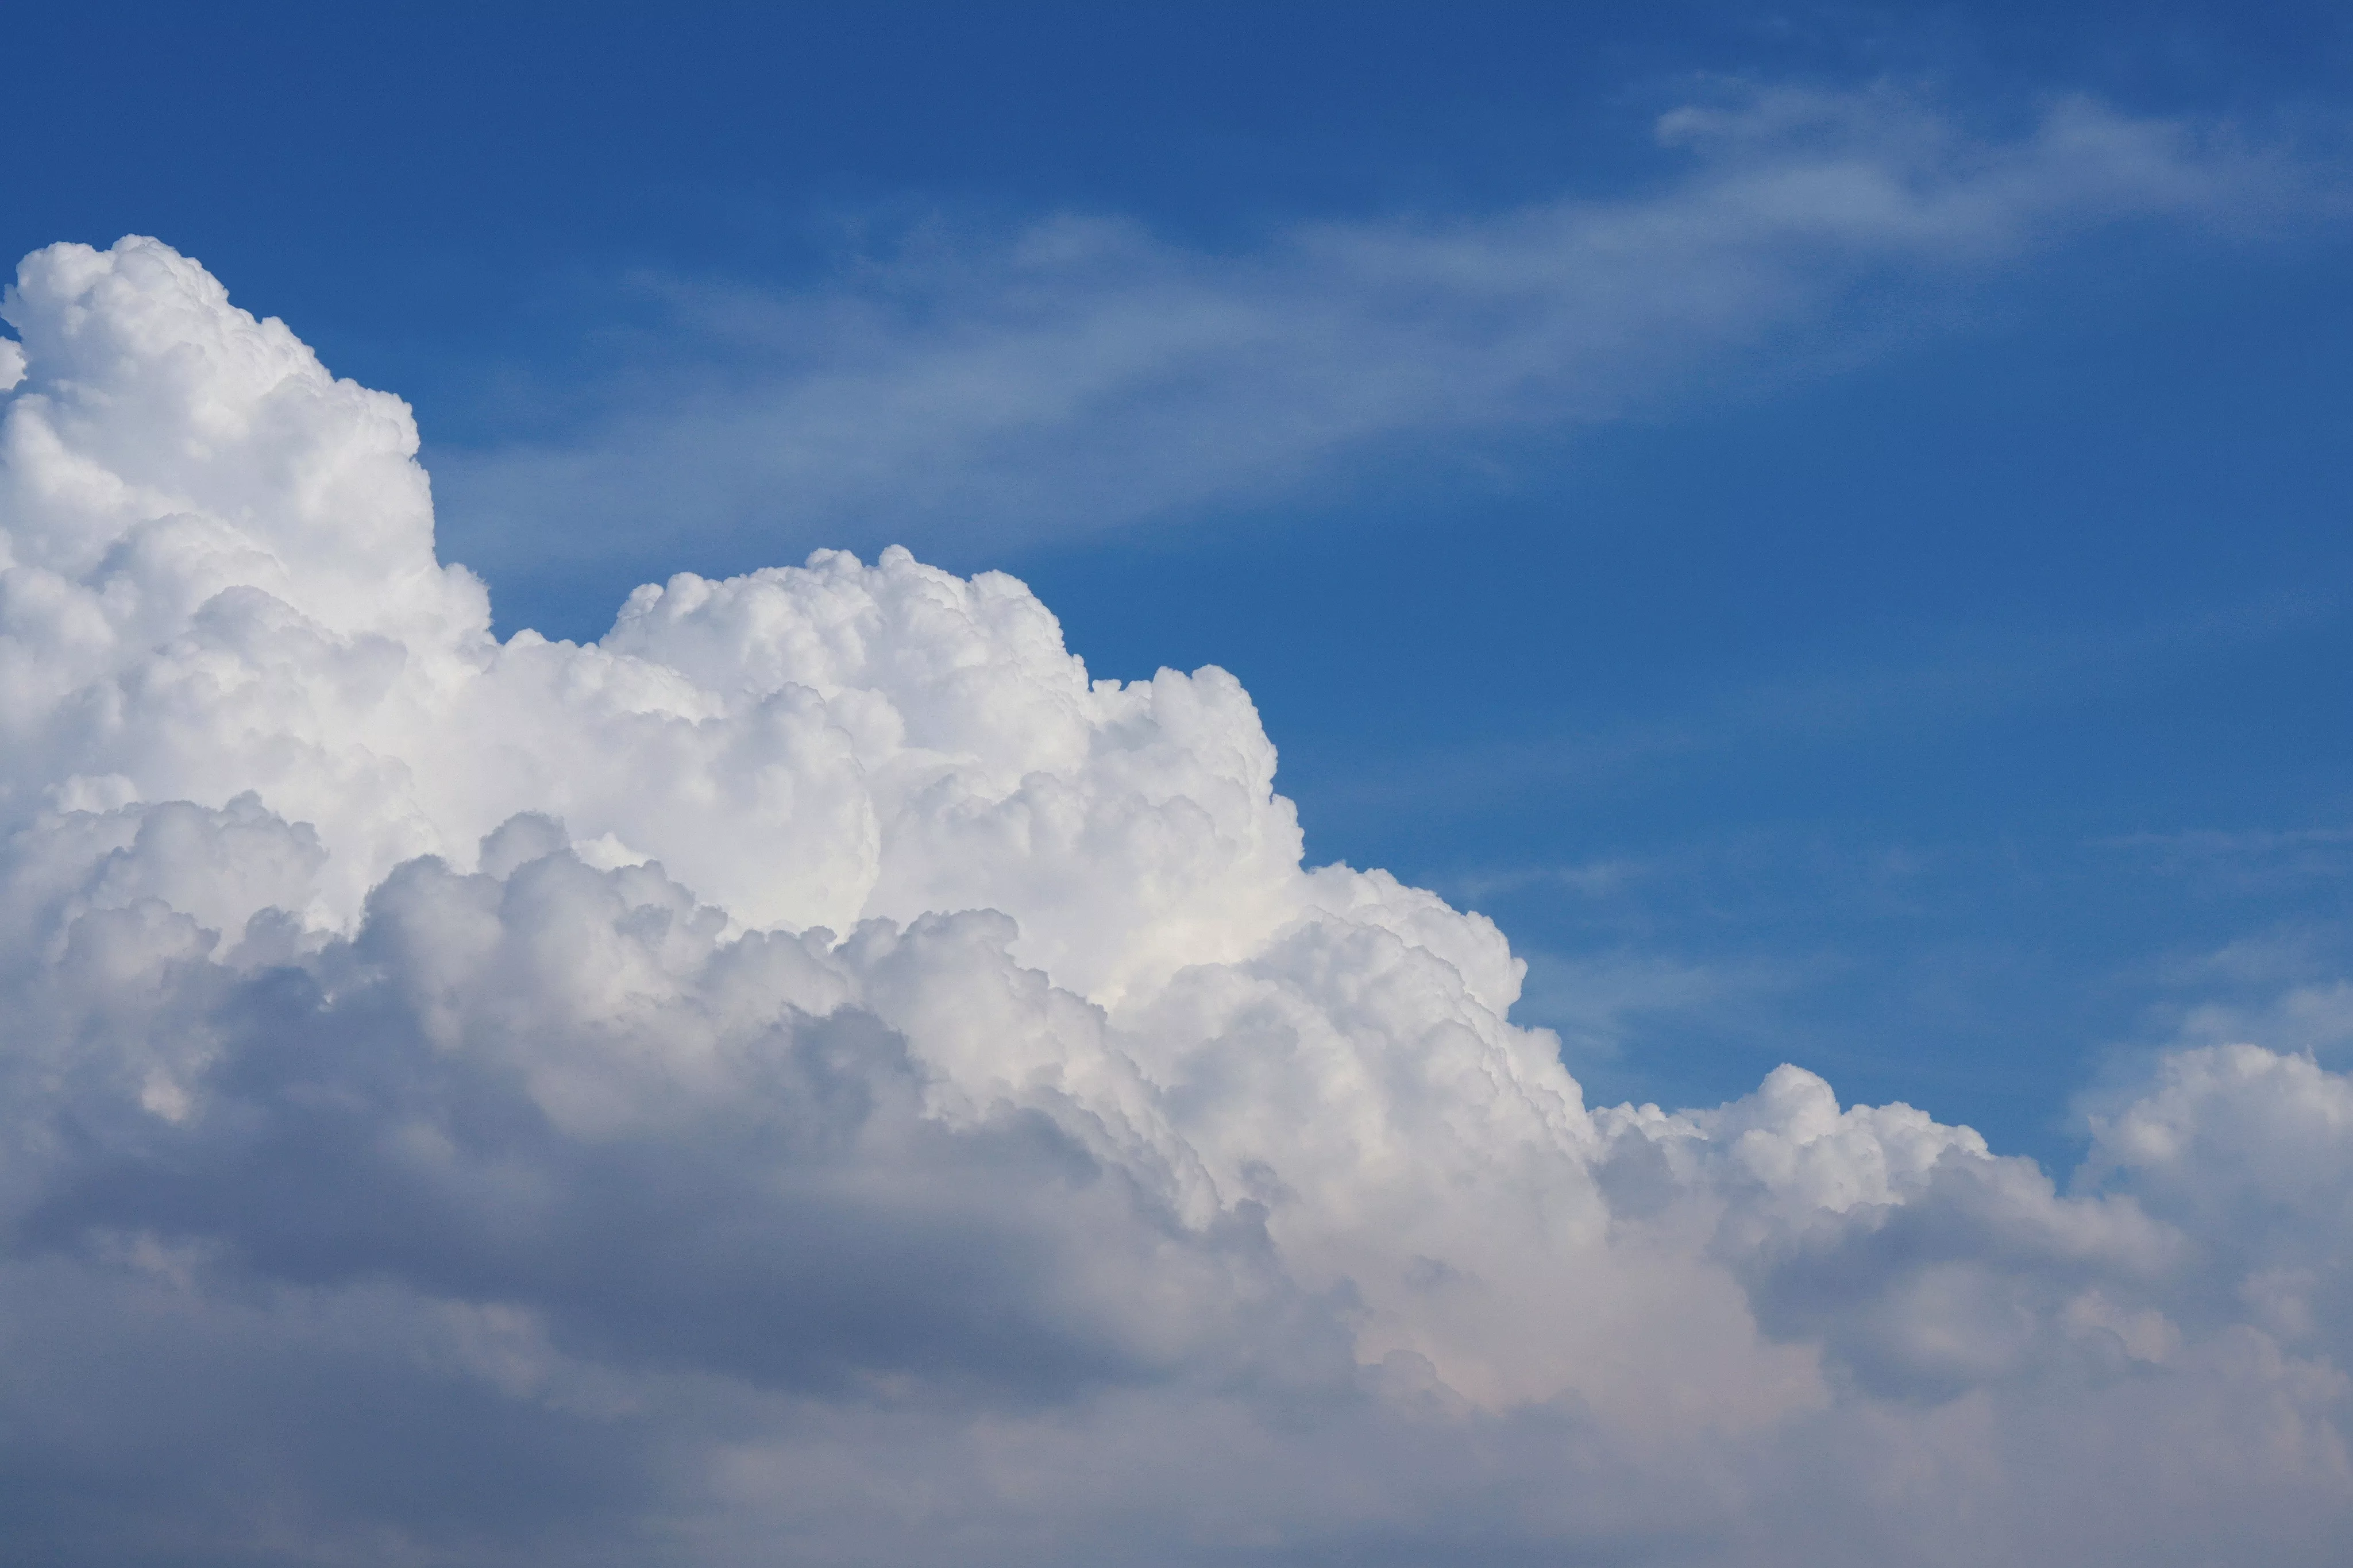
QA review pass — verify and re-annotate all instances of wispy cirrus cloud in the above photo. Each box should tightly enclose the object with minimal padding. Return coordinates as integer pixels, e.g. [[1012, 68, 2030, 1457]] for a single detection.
[[1306, 580, 2337, 827], [431, 84, 2332, 587]]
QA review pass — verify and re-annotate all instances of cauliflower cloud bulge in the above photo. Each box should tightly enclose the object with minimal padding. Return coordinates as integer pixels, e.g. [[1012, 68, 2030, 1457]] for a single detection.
[[0, 238, 2346, 1566]]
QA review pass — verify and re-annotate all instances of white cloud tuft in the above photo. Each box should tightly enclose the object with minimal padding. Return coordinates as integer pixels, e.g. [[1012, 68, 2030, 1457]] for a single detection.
[[1, 237, 2350, 1565]]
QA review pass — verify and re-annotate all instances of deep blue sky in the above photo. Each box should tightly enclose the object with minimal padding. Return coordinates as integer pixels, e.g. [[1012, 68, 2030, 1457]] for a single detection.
[[8, 1, 2352, 1165]]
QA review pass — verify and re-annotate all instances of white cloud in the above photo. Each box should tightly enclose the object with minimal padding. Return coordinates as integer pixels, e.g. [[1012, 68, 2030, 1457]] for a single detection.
[[1, 236, 2350, 1564], [430, 86, 2323, 576]]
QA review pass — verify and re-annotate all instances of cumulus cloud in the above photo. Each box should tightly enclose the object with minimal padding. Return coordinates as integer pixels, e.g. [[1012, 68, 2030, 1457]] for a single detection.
[[434, 86, 2323, 578], [1, 237, 2350, 1565]]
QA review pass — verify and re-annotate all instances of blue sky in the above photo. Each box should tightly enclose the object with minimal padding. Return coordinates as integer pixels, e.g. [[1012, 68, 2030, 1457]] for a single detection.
[[9, 0, 2352, 1169]]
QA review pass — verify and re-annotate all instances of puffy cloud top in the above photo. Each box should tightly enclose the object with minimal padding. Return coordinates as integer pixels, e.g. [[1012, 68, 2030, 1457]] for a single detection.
[[1, 238, 2348, 1566]]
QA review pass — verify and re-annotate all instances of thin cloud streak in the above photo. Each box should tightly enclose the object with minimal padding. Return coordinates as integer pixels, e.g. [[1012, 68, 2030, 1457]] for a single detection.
[[1303, 581, 2339, 822], [431, 86, 2327, 583]]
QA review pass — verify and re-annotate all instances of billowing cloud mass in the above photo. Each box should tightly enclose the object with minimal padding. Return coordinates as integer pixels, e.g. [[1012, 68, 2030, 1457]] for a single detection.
[[1, 238, 2348, 1566]]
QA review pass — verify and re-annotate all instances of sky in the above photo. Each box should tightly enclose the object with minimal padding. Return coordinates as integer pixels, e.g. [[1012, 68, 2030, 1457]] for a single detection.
[[11, 1, 2353, 1162], [3, 4, 2353, 1564]]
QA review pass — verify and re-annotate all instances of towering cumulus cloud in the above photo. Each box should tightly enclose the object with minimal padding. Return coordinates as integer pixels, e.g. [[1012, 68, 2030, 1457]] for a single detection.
[[0, 238, 2346, 1565]]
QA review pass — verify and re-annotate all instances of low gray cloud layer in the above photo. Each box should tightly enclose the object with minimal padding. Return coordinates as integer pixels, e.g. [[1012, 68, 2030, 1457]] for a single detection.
[[1, 237, 2349, 1565]]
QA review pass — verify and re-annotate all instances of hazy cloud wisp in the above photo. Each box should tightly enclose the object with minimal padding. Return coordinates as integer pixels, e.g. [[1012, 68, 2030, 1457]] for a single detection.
[[437, 87, 2313, 576]]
